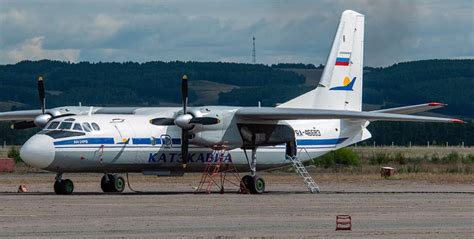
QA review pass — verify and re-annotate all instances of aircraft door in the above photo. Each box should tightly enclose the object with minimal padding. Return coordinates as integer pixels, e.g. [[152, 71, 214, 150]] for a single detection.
[[110, 118, 137, 162]]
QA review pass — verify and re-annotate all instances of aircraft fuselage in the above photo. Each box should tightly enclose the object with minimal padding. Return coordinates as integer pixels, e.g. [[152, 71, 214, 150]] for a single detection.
[[20, 106, 364, 174]]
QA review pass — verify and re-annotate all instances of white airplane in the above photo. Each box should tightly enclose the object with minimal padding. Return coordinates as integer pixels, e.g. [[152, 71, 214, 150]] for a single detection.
[[0, 10, 464, 195]]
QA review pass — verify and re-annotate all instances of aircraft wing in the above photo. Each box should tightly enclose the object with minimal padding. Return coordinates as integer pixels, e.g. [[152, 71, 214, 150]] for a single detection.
[[235, 107, 464, 123], [371, 102, 446, 114], [0, 110, 43, 121], [0, 106, 141, 121]]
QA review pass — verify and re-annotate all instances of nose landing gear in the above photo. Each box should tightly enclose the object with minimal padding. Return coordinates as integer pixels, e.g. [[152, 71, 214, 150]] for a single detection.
[[53, 173, 74, 195], [101, 174, 125, 193]]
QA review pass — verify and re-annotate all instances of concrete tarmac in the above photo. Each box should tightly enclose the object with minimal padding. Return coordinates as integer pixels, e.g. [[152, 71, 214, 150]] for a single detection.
[[0, 173, 472, 238]]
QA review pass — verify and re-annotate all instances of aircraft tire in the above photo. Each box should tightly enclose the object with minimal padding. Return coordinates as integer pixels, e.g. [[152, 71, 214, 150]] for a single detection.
[[101, 174, 125, 193], [54, 180, 61, 194], [249, 175, 265, 194], [240, 175, 253, 192], [112, 175, 125, 193], [54, 179, 74, 195], [101, 174, 114, 192]]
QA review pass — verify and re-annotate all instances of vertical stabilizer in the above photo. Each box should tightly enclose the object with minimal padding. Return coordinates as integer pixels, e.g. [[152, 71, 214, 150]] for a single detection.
[[279, 10, 365, 111]]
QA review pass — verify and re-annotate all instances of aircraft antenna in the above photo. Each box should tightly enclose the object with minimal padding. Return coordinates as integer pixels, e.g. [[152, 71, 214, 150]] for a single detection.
[[252, 37, 256, 64]]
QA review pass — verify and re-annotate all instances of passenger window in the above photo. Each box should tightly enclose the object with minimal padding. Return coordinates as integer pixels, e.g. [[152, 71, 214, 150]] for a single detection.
[[91, 123, 101, 131], [47, 121, 60, 129], [82, 123, 92, 132], [58, 122, 73, 130], [73, 123, 83, 131]]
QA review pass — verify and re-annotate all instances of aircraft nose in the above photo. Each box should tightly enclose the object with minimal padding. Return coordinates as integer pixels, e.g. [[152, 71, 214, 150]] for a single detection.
[[20, 134, 55, 169]]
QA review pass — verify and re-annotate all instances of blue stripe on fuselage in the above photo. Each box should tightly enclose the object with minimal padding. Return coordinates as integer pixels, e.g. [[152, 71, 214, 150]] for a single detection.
[[296, 138, 348, 145], [54, 138, 115, 146], [53, 137, 348, 147], [132, 138, 155, 144]]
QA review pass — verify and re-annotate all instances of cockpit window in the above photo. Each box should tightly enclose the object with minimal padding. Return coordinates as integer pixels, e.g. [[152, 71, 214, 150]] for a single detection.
[[47, 121, 60, 129], [82, 123, 92, 132], [73, 123, 83, 131], [39, 130, 85, 139], [91, 123, 101, 131], [58, 122, 73, 130]]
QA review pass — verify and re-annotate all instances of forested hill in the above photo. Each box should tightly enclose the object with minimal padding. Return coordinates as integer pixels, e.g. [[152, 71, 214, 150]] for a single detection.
[[363, 60, 473, 118], [0, 60, 305, 109], [0, 59, 472, 119], [0, 59, 473, 145]]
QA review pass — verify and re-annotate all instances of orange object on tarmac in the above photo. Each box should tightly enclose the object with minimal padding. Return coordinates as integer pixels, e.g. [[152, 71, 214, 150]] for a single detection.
[[336, 215, 352, 231], [18, 184, 28, 193]]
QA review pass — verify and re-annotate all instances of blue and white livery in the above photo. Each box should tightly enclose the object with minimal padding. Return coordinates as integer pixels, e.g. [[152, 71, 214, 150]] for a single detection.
[[0, 10, 463, 194]]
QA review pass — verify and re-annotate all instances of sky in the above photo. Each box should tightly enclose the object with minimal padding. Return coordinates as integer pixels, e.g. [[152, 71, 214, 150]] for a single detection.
[[0, 0, 473, 66]]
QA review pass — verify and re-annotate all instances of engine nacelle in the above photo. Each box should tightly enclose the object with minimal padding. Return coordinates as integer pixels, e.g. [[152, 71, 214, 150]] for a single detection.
[[188, 107, 297, 151], [189, 107, 242, 149], [33, 109, 65, 128], [33, 114, 52, 128]]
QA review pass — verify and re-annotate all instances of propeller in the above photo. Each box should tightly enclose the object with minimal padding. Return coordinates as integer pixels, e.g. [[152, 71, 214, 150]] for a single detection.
[[150, 118, 175, 125], [38, 76, 45, 114], [33, 76, 52, 128], [149, 75, 220, 168], [180, 75, 190, 168], [150, 116, 219, 126], [10, 76, 52, 129]]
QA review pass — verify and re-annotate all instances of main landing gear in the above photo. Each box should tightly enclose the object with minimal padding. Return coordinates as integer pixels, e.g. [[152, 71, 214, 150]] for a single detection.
[[101, 174, 125, 193], [53, 173, 125, 194], [241, 175, 265, 194], [54, 173, 74, 195], [241, 148, 266, 194]]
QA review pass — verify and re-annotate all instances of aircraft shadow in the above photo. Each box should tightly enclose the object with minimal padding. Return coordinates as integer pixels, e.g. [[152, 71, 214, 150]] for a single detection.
[[0, 190, 471, 196]]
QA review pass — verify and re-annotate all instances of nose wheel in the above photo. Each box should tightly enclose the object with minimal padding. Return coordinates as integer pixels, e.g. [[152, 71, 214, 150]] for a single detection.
[[53, 173, 74, 195], [101, 174, 125, 193]]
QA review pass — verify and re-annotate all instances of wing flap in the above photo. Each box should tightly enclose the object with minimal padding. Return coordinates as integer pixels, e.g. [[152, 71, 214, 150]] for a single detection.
[[236, 107, 464, 123], [371, 102, 446, 114]]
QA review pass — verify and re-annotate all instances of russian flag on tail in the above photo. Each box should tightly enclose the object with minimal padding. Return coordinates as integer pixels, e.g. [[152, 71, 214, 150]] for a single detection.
[[335, 52, 351, 66]]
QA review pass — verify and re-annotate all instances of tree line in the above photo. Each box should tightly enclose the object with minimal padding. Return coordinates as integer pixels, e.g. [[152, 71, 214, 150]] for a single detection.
[[0, 59, 472, 145]]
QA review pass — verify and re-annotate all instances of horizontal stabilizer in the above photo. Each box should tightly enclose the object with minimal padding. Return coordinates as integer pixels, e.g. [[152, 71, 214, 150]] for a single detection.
[[236, 107, 464, 124]]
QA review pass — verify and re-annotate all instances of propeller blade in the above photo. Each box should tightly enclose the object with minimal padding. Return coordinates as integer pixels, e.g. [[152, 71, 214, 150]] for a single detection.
[[11, 121, 36, 130], [37, 76, 45, 114], [181, 75, 188, 114], [181, 129, 189, 168], [150, 118, 176, 126], [189, 117, 220, 125]]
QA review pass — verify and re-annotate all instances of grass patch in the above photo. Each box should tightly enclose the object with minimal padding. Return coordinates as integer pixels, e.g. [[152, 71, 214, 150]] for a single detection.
[[312, 148, 360, 168], [7, 147, 22, 163]]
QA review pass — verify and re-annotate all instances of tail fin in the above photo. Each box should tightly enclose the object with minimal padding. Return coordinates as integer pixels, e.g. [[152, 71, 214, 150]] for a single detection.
[[279, 10, 364, 111]]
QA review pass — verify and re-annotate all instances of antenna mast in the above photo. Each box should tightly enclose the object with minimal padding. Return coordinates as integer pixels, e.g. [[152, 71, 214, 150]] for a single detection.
[[252, 37, 256, 64]]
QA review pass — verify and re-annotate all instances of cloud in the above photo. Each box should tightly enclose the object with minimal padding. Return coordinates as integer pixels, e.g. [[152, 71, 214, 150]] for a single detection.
[[2, 36, 80, 63], [0, 8, 27, 23], [90, 14, 125, 39], [0, 0, 472, 66]]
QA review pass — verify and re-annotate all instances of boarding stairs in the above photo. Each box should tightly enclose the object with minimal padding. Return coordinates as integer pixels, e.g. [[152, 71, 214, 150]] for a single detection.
[[195, 146, 244, 194], [287, 152, 320, 193]]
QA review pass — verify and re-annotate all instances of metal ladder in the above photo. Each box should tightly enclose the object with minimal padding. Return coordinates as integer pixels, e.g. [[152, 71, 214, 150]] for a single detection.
[[195, 146, 243, 194], [195, 149, 226, 193], [287, 153, 320, 193]]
